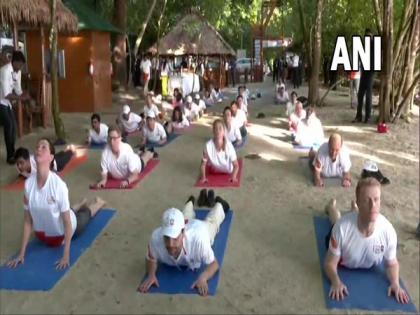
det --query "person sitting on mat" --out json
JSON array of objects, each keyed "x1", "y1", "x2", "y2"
[
  {"x1": 96, "y1": 125, "x2": 155, "y2": 189},
  {"x1": 288, "y1": 101, "x2": 306, "y2": 132},
  {"x1": 199, "y1": 119, "x2": 239, "y2": 184},
  {"x1": 309, "y1": 133, "x2": 352, "y2": 188},
  {"x1": 286, "y1": 91, "x2": 298, "y2": 116},
  {"x1": 293, "y1": 106, "x2": 324, "y2": 147},
  {"x1": 323, "y1": 177, "x2": 410, "y2": 304},
  {"x1": 184, "y1": 95, "x2": 201, "y2": 122},
  {"x1": 166, "y1": 106, "x2": 190, "y2": 134},
  {"x1": 231, "y1": 101, "x2": 248, "y2": 138},
  {"x1": 117, "y1": 104, "x2": 142, "y2": 139},
  {"x1": 86, "y1": 113, "x2": 108, "y2": 145},
  {"x1": 172, "y1": 88, "x2": 183, "y2": 108},
  {"x1": 275, "y1": 83, "x2": 289, "y2": 105},
  {"x1": 236, "y1": 94, "x2": 248, "y2": 116},
  {"x1": 143, "y1": 92, "x2": 160, "y2": 120},
  {"x1": 138, "y1": 192, "x2": 231, "y2": 296},
  {"x1": 140, "y1": 112, "x2": 167, "y2": 148},
  {"x1": 14, "y1": 143, "x2": 77, "y2": 179},
  {"x1": 7, "y1": 138, "x2": 107, "y2": 270},
  {"x1": 223, "y1": 106, "x2": 242, "y2": 148},
  {"x1": 194, "y1": 93, "x2": 206, "y2": 113}
]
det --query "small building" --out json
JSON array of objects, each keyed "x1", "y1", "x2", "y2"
[{"x1": 25, "y1": 0, "x2": 120, "y2": 113}]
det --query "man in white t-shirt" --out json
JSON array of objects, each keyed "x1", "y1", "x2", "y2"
[
  {"x1": 143, "y1": 92, "x2": 160, "y2": 120},
  {"x1": 138, "y1": 193, "x2": 231, "y2": 296},
  {"x1": 117, "y1": 104, "x2": 142, "y2": 137},
  {"x1": 87, "y1": 113, "x2": 108, "y2": 145},
  {"x1": 141, "y1": 112, "x2": 167, "y2": 147},
  {"x1": 194, "y1": 94, "x2": 206, "y2": 112},
  {"x1": 140, "y1": 55, "x2": 152, "y2": 96},
  {"x1": 311, "y1": 133, "x2": 352, "y2": 187},
  {"x1": 230, "y1": 101, "x2": 247, "y2": 138},
  {"x1": 323, "y1": 178, "x2": 410, "y2": 304},
  {"x1": 184, "y1": 95, "x2": 201, "y2": 121},
  {"x1": 96, "y1": 125, "x2": 154, "y2": 188}
]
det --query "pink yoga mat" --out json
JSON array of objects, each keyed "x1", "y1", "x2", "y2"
[
  {"x1": 194, "y1": 159, "x2": 243, "y2": 188},
  {"x1": 2, "y1": 154, "x2": 88, "y2": 192},
  {"x1": 89, "y1": 159, "x2": 159, "y2": 190}
]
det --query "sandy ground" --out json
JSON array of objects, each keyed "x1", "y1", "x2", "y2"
[{"x1": 0, "y1": 78, "x2": 418, "y2": 314}]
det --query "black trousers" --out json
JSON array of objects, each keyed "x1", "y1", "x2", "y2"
[
  {"x1": 74, "y1": 206, "x2": 92, "y2": 236},
  {"x1": 0, "y1": 105, "x2": 17, "y2": 160},
  {"x1": 293, "y1": 67, "x2": 299, "y2": 88},
  {"x1": 356, "y1": 73, "x2": 375, "y2": 121},
  {"x1": 54, "y1": 150, "x2": 74, "y2": 172}
]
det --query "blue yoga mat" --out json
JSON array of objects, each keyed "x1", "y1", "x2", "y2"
[
  {"x1": 0, "y1": 209, "x2": 116, "y2": 291},
  {"x1": 146, "y1": 133, "x2": 180, "y2": 149},
  {"x1": 89, "y1": 142, "x2": 107, "y2": 150},
  {"x1": 313, "y1": 216, "x2": 417, "y2": 313},
  {"x1": 140, "y1": 209, "x2": 234, "y2": 295},
  {"x1": 293, "y1": 142, "x2": 321, "y2": 151}
]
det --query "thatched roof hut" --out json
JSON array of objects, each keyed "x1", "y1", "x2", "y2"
[
  {"x1": 148, "y1": 12, "x2": 235, "y2": 56},
  {"x1": 0, "y1": 0, "x2": 78, "y2": 33}
]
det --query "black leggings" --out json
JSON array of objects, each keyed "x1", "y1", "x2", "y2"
[
  {"x1": 325, "y1": 225, "x2": 334, "y2": 249},
  {"x1": 73, "y1": 206, "x2": 92, "y2": 237},
  {"x1": 54, "y1": 150, "x2": 73, "y2": 172}
]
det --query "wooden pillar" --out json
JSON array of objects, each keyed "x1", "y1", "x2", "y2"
[
  {"x1": 13, "y1": 22, "x2": 23, "y2": 137},
  {"x1": 40, "y1": 27, "x2": 47, "y2": 128}
]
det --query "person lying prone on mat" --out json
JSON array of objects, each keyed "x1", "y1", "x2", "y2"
[
  {"x1": 86, "y1": 113, "x2": 108, "y2": 145},
  {"x1": 223, "y1": 106, "x2": 242, "y2": 149},
  {"x1": 138, "y1": 193, "x2": 231, "y2": 296},
  {"x1": 116, "y1": 104, "x2": 142, "y2": 139},
  {"x1": 323, "y1": 178, "x2": 410, "y2": 304},
  {"x1": 165, "y1": 106, "x2": 190, "y2": 134},
  {"x1": 231, "y1": 100, "x2": 247, "y2": 138},
  {"x1": 14, "y1": 142, "x2": 77, "y2": 179},
  {"x1": 96, "y1": 125, "x2": 155, "y2": 188},
  {"x1": 7, "y1": 138, "x2": 107, "y2": 270},
  {"x1": 310, "y1": 133, "x2": 352, "y2": 188},
  {"x1": 292, "y1": 106, "x2": 324, "y2": 147},
  {"x1": 140, "y1": 112, "x2": 167, "y2": 147},
  {"x1": 199, "y1": 119, "x2": 239, "y2": 184}
]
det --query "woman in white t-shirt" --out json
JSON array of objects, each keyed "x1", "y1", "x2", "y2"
[
  {"x1": 87, "y1": 113, "x2": 108, "y2": 145},
  {"x1": 223, "y1": 106, "x2": 242, "y2": 148},
  {"x1": 199, "y1": 119, "x2": 239, "y2": 183},
  {"x1": 289, "y1": 101, "x2": 306, "y2": 133},
  {"x1": 166, "y1": 106, "x2": 190, "y2": 134},
  {"x1": 141, "y1": 112, "x2": 168, "y2": 147},
  {"x1": 7, "y1": 138, "x2": 106, "y2": 270},
  {"x1": 275, "y1": 83, "x2": 289, "y2": 105},
  {"x1": 231, "y1": 101, "x2": 248, "y2": 138}
]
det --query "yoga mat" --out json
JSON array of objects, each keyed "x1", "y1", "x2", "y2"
[
  {"x1": 2, "y1": 154, "x2": 88, "y2": 192},
  {"x1": 140, "y1": 209, "x2": 234, "y2": 295},
  {"x1": 146, "y1": 133, "x2": 180, "y2": 149},
  {"x1": 299, "y1": 157, "x2": 344, "y2": 187},
  {"x1": 0, "y1": 209, "x2": 116, "y2": 291},
  {"x1": 313, "y1": 216, "x2": 417, "y2": 313},
  {"x1": 88, "y1": 142, "x2": 107, "y2": 150},
  {"x1": 195, "y1": 159, "x2": 243, "y2": 188},
  {"x1": 293, "y1": 142, "x2": 321, "y2": 152},
  {"x1": 90, "y1": 159, "x2": 159, "y2": 190}
]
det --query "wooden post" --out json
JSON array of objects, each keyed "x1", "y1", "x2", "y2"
[
  {"x1": 40, "y1": 27, "x2": 47, "y2": 128},
  {"x1": 13, "y1": 22, "x2": 23, "y2": 137}
]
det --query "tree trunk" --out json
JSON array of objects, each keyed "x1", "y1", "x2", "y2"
[
  {"x1": 134, "y1": 0, "x2": 158, "y2": 56},
  {"x1": 378, "y1": 0, "x2": 393, "y2": 123},
  {"x1": 308, "y1": 0, "x2": 323, "y2": 106},
  {"x1": 50, "y1": 0, "x2": 65, "y2": 141},
  {"x1": 152, "y1": 0, "x2": 167, "y2": 92},
  {"x1": 112, "y1": 0, "x2": 127, "y2": 89},
  {"x1": 297, "y1": 0, "x2": 311, "y2": 70},
  {"x1": 372, "y1": 0, "x2": 383, "y2": 34}
]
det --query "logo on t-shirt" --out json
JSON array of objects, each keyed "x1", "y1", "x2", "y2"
[
  {"x1": 373, "y1": 244, "x2": 384, "y2": 254},
  {"x1": 47, "y1": 196, "x2": 56, "y2": 204}
]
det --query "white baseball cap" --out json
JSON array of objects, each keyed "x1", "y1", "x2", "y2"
[
  {"x1": 186, "y1": 95, "x2": 192, "y2": 103},
  {"x1": 122, "y1": 104, "x2": 130, "y2": 114},
  {"x1": 363, "y1": 160, "x2": 378, "y2": 172},
  {"x1": 161, "y1": 208, "x2": 185, "y2": 238},
  {"x1": 194, "y1": 94, "x2": 200, "y2": 100},
  {"x1": 146, "y1": 111, "x2": 156, "y2": 119}
]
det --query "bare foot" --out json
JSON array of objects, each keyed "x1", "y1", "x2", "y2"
[
  {"x1": 94, "y1": 196, "x2": 107, "y2": 208},
  {"x1": 325, "y1": 199, "x2": 341, "y2": 225},
  {"x1": 72, "y1": 197, "x2": 88, "y2": 212}
]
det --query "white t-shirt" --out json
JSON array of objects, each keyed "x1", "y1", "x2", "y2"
[
  {"x1": 225, "y1": 123, "x2": 242, "y2": 143},
  {"x1": 329, "y1": 212, "x2": 397, "y2": 269},
  {"x1": 232, "y1": 109, "x2": 247, "y2": 129},
  {"x1": 89, "y1": 123, "x2": 108, "y2": 144},
  {"x1": 172, "y1": 115, "x2": 190, "y2": 129},
  {"x1": 18, "y1": 154, "x2": 58, "y2": 178},
  {"x1": 0, "y1": 63, "x2": 22, "y2": 108},
  {"x1": 100, "y1": 142, "x2": 142, "y2": 179},
  {"x1": 293, "y1": 55, "x2": 299, "y2": 68},
  {"x1": 140, "y1": 59, "x2": 152, "y2": 75},
  {"x1": 142, "y1": 122, "x2": 167, "y2": 143},
  {"x1": 143, "y1": 104, "x2": 160, "y2": 118},
  {"x1": 314, "y1": 142, "x2": 352, "y2": 178},
  {"x1": 120, "y1": 112, "x2": 142, "y2": 133},
  {"x1": 24, "y1": 172, "x2": 76, "y2": 237},
  {"x1": 289, "y1": 109, "x2": 306, "y2": 126},
  {"x1": 205, "y1": 139, "x2": 237, "y2": 173},
  {"x1": 276, "y1": 91, "x2": 289, "y2": 103},
  {"x1": 197, "y1": 99, "x2": 206, "y2": 111},
  {"x1": 295, "y1": 114, "x2": 324, "y2": 147},
  {"x1": 147, "y1": 219, "x2": 215, "y2": 270}
]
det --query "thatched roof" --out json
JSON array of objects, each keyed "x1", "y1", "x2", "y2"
[
  {"x1": 0, "y1": 0, "x2": 78, "y2": 33},
  {"x1": 148, "y1": 13, "x2": 235, "y2": 56}
]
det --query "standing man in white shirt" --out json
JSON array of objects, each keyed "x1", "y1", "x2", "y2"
[
  {"x1": 324, "y1": 178, "x2": 410, "y2": 304},
  {"x1": 292, "y1": 53, "x2": 300, "y2": 89},
  {"x1": 311, "y1": 133, "x2": 352, "y2": 187},
  {"x1": 140, "y1": 55, "x2": 152, "y2": 97},
  {"x1": 138, "y1": 193, "x2": 231, "y2": 296},
  {"x1": 0, "y1": 51, "x2": 27, "y2": 164}
]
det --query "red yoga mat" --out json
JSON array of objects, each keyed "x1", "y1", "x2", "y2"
[
  {"x1": 89, "y1": 159, "x2": 159, "y2": 190},
  {"x1": 2, "y1": 154, "x2": 88, "y2": 192},
  {"x1": 194, "y1": 159, "x2": 243, "y2": 188}
]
